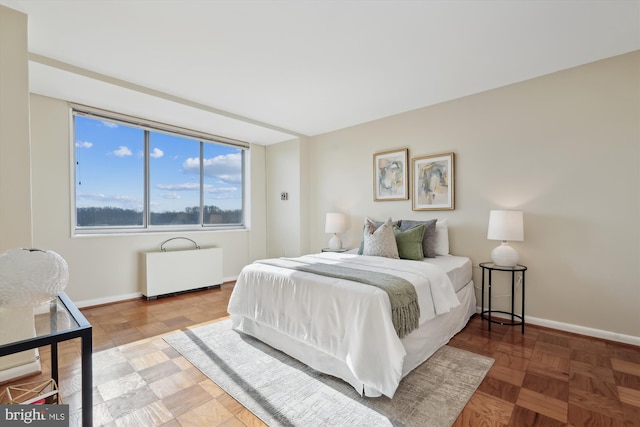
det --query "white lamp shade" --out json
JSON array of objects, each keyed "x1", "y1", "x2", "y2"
[
  {"x1": 487, "y1": 210, "x2": 524, "y2": 242},
  {"x1": 325, "y1": 213, "x2": 347, "y2": 234}
]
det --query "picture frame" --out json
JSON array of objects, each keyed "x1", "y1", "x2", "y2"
[
  {"x1": 412, "y1": 152, "x2": 455, "y2": 210},
  {"x1": 373, "y1": 148, "x2": 409, "y2": 201}
]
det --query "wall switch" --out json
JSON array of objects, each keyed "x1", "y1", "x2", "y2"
[{"x1": 280, "y1": 192, "x2": 288, "y2": 201}]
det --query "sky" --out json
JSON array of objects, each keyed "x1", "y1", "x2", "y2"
[{"x1": 74, "y1": 115, "x2": 243, "y2": 213}]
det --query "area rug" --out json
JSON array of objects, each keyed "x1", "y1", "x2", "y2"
[{"x1": 164, "y1": 319, "x2": 493, "y2": 427}]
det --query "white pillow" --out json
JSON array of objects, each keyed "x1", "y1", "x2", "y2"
[
  {"x1": 363, "y1": 218, "x2": 399, "y2": 259},
  {"x1": 434, "y1": 219, "x2": 449, "y2": 255}
]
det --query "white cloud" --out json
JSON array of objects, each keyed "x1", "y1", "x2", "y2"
[
  {"x1": 207, "y1": 187, "x2": 237, "y2": 194},
  {"x1": 206, "y1": 186, "x2": 239, "y2": 200},
  {"x1": 113, "y1": 146, "x2": 132, "y2": 157},
  {"x1": 76, "y1": 192, "x2": 142, "y2": 210},
  {"x1": 101, "y1": 121, "x2": 118, "y2": 128},
  {"x1": 159, "y1": 153, "x2": 243, "y2": 204},
  {"x1": 214, "y1": 174, "x2": 242, "y2": 185},
  {"x1": 156, "y1": 183, "x2": 203, "y2": 191},
  {"x1": 77, "y1": 193, "x2": 136, "y2": 203},
  {"x1": 75, "y1": 141, "x2": 93, "y2": 148},
  {"x1": 160, "y1": 192, "x2": 181, "y2": 199},
  {"x1": 183, "y1": 153, "x2": 242, "y2": 184},
  {"x1": 183, "y1": 158, "x2": 199, "y2": 171},
  {"x1": 150, "y1": 148, "x2": 164, "y2": 159}
]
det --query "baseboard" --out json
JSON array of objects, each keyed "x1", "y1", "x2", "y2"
[
  {"x1": 476, "y1": 307, "x2": 640, "y2": 346},
  {"x1": 526, "y1": 315, "x2": 640, "y2": 346},
  {"x1": 74, "y1": 276, "x2": 238, "y2": 308},
  {"x1": 75, "y1": 292, "x2": 142, "y2": 308}
]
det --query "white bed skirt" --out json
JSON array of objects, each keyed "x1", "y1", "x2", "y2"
[{"x1": 231, "y1": 279, "x2": 477, "y2": 398}]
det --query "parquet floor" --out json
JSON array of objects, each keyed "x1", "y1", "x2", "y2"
[{"x1": 1, "y1": 283, "x2": 639, "y2": 426}]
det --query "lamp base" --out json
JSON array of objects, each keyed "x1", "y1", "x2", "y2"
[
  {"x1": 328, "y1": 234, "x2": 342, "y2": 251},
  {"x1": 491, "y1": 242, "x2": 519, "y2": 267}
]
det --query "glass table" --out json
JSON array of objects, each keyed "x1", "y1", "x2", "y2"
[
  {"x1": 479, "y1": 262, "x2": 527, "y2": 334},
  {"x1": 0, "y1": 292, "x2": 92, "y2": 426}
]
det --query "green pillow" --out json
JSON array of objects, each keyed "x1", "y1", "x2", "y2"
[
  {"x1": 399, "y1": 219, "x2": 437, "y2": 258},
  {"x1": 393, "y1": 224, "x2": 426, "y2": 260}
]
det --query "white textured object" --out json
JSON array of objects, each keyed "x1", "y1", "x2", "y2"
[{"x1": 0, "y1": 248, "x2": 69, "y2": 307}]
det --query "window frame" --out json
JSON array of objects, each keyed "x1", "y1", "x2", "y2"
[{"x1": 71, "y1": 104, "x2": 248, "y2": 235}]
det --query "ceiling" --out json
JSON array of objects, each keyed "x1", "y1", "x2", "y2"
[{"x1": 1, "y1": 0, "x2": 639, "y2": 145}]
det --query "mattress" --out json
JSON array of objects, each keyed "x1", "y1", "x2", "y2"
[
  {"x1": 422, "y1": 255, "x2": 473, "y2": 292},
  {"x1": 344, "y1": 249, "x2": 472, "y2": 293}
]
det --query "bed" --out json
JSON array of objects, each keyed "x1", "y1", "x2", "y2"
[{"x1": 227, "y1": 219, "x2": 476, "y2": 399}]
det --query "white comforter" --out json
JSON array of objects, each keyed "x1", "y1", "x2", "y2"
[{"x1": 227, "y1": 252, "x2": 460, "y2": 398}]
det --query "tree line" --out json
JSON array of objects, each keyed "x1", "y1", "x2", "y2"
[{"x1": 77, "y1": 205, "x2": 242, "y2": 226}]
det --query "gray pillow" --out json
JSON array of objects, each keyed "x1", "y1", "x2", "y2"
[
  {"x1": 357, "y1": 219, "x2": 382, "y2": 255},
  {"x1": 358, "y1": 218, "x2": 399, "y2": 254},
  {"x1": 400, "y1": 219, "x2": 437, "y2": 258},
  {"x1": 363, "y1": 218, "x2": 399, "y2": 259}
]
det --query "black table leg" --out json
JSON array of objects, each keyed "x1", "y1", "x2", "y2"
[
  {"x1": 51, "y1": 343, "x2": 59, "y2": 386},
  {"x1": 81, "y1": 330, "x2": 93, "y2": 426},
  {"x1": 481, "y1": 267, "x2": 485, "y2": 321},
  {"x1": 511, "y1": 270, "x2": 515, "y2": 325},
  {"x1": 488, "y1": 269, "x2": 492, "y2": 331},
  {"x1": 521, "y1": 271, "x2": 526, "y2": 334}
]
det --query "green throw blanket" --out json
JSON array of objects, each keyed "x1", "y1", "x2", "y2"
[{"x1": 256, "y1": 259, "x2": 420, "y2": 338}]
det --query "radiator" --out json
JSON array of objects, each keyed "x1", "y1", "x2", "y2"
[{"x1": 143, "y1": 238, "x2": 223, "y2": 299}]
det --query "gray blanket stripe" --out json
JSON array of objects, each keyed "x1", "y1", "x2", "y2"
[{"x1": 256, "y1": 259, "x2": 420, "y2": 338}]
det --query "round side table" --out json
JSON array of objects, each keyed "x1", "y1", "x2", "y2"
[{"x1": 479, "y1": 262, "x2": 527, "y2": 333}]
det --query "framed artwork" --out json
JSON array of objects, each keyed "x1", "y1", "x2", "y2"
[
  {"x1": 412, "y1": 152, "x2": 455, "y2": 210},
  {"x1": 373, "y1": 148, "x2": 409, "y2": 201}
]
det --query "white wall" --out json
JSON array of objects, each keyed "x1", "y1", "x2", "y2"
[
  {"x1": 266, "y1": 139, "x2": 302, "y2": 257},
  {"x1": 0, "y1": 6, "x2": 39, "y2": 375},
  {"x1": 28, "y1": 94, "x2": 268, "y2": 306},
  {"x1": 305, "y1": 52, "x2": 640, "y2": 341},
  {"x1": 0, "y1": 5, "x2": 32, "y2": 250},
  {"x1": 265, "y1": 137, "x2": 312, "y2": 258}
]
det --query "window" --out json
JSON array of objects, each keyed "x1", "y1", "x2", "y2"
[{"x1": 73, "y1": 106, "x2": 247, "y2": 232}]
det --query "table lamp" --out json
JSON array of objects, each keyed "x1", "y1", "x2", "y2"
[
  {"x1": 325, "y1": 213, "x2": 347, "y2": 250},
  {"x1": 487, "y1": 210, "x2": 524, "y2": 267}
]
